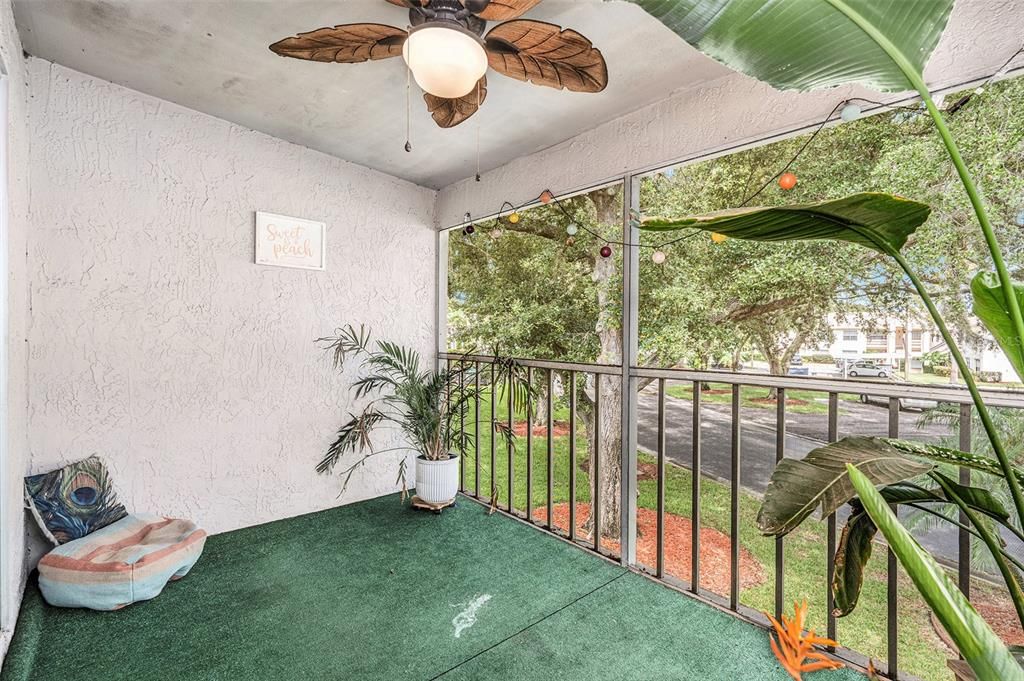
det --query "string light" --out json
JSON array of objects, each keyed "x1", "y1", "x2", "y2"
[
  {"x1": 778, "y1": 172, "x2": 798, "y2": 191},
  {"x1": 840, "y1": 103, "x2": 861, "y2": 122},
  {"x1": 455, "y1": 43, "x2": 1024, "y2": 260}
]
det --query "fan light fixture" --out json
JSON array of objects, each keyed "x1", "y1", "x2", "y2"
[{"x1": 403, "y1": 23, "x2": 488, "y2": 99}]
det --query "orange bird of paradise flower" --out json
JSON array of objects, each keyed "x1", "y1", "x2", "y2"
[{"x1": 765, "y1": 601, "x2": 845, "y2": 680}]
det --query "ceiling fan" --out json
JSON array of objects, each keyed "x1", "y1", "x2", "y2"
[{"x1": 269, "y1": 0, "x2": 609, "y2": 128}]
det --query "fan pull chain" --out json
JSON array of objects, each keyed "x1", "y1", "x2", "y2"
[
  {"x1": 404, "y1": 34, "x2": 412, "y2": 153},
  {"x1": 475, "y1": 80, "x2": 481, "y2": 181}
]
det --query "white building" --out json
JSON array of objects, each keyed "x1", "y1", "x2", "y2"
[
  {"x1": 816, "y1": 317, "x2": 936, "y2": 370},
  {"x1": 813, "y1": 316, "x2": 1020, "y2": 383}
]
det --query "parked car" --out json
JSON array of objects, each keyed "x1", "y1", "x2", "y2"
[
  {"x1": 787, "y1": 366, "x2": 810, "y2": 376},
  {"x1": 846, "y1": 361, "x2": 889, "y2": 378}
]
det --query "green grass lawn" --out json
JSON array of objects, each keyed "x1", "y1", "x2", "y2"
[
  {"x1": 458, "y1": 388, "x2": 1015, "y2": 681},
  {"x1": 664, "y1": 383, "x2": 861, "y2": 414}
]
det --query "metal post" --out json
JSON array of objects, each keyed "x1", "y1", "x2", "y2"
[
  {"x1": 569, "y1": 371, "x2": 577, "y2": 540},
  {"x1": 620, "y1": 173, "x2": 639, "y2": 567},
  {"x1": 474, "y1": 361, "x2": 480, "y2": 498},
  {"x1": 656, "y1": 379, "x2": 666, "y2": 578},
  {"x1": 887, "y1": 397, "x2": 900, "y2": 679},
  {"x1": 507, "y1": 370, "x2": 514, "y2": 513},
  {"x1": 692, "y1": 381, "x2": 702, "y2": 594},
  {"x1": 546, "y1": 369, "x2": 554, "y2": 530},
  {"x1": 490, "y1": 362, "x2": 497, "y2": 502},
  {"x1": 526, "y1": 367, "x2": 534, "y2": 523},
  {"x1": 594, "y1": 375, "x2": 602, "y2": 552},
  {"x1": 459, "y1": 360, "x2": 465, "y2": 492},
  {"x1": 958, "y1": 403, "x2": 972, "y2": 600},
  {"x1": 730, "y1": 384, "x2": 741, "y2": 609},
  {"x1": 827, "y1": 392, "x2": 839, "y2": 647},
  {"x1": 775, "y1": 387, "x2": 786, "y2": 621}
]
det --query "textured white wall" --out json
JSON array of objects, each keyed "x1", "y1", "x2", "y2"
[
  {"x1": 0, "y1": 0, "x2": 29, "y2": 660},
  {"x1": 25, "y1": 61, "x2": 437, "y2": 538},
  {"x1": 435, "y1": 0, "x2": 1024, "y2": 227}
]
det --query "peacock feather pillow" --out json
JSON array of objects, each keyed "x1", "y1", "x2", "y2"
[{"x1": 25, "y1": 456, "x2": 128, "y2": 545}]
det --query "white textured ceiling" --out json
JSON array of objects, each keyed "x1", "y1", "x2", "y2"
[{"x1": 14, "y1": 0, "x2": 731, "y2": 189}]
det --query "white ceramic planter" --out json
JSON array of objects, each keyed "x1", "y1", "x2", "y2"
[{"x1": 415, "y1": 454, "x2": 459, "y2": 505}]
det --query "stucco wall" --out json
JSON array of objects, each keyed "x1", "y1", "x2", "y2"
[
  {"x1": 435, "y1": 0, "x2": 1024, "y2": 227},
  {"x1": 0, "y1": 0, "x2": 29, "y2": 659},
  {"x1": 24, "y1": 61, "x2": 437, "y2": 541}
]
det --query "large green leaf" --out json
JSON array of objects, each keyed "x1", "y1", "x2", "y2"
[
  {"x1": 847, "y1": 465, "x2": 1024, "y2": 681},
  {"x1": 886, "y1": 438, "x2": 1024, "y2": 488},
  {"x1": 641, "y1": 192, "x2": 930, "y2": 255},
  {"x1": 757, "y1": 436, "x2": 931, "y2": 536},
  {"x1": 833, "y1": 481, "x2": 1011, "y2": 616},
  {"x1": 618, "y1": 0, "x2": 953, "y2": 93},
  {"x1": 972, "y1": 271, "x2": 1024, "y2": 383}
]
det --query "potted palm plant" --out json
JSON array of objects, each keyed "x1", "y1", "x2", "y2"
[{"x1": 314, "y1": 325, "x2": 531, "y2": 506}]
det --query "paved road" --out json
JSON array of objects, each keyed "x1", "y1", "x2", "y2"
[{"x1": 635, "y1": 388, "x2": 1012, "y2": 569}]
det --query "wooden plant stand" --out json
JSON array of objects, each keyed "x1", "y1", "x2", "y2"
[{"x1": 410, "y1": 496, "x2": 456, "y2": 514}]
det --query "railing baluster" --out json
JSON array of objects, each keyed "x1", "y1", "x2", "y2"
[
  {"x1": 887, "y1": 397, "x2": 900, "y2": 680},
  {"x1": 547, "y1": 369, "x2": 554, "y2": 531},
  {"x1": 958, "y1": 402, "x2": 972, "y2": 601},
  {"x1": 446, "y1": 358, "x2": 452, "y2": 455},
  {"x1": 775, "y1": 387, "x2": 786, "y2": 621},
  {"x1": 827, "y1": 392, "x2": 839, "y2": 648},
  {"x1": 507, "y1": 368, "x2": 514, "y2": 513},
  {"x1": 730, "y1": 383, "x2": 741, "y2": 609},
  {"x1": 569, "y1": 371, "x2": 577, "y2": 540},
  {"x1": 459, "y1": 360, "x2": 465, "y2": 493},
  {"x1": 474, "y1": 361, "x2": 480, "y2": 498},
  {"x1": 594, "y1": 375, "x2": 602, "y2": 552},
  {"x1": 491, "y1": 362, "x2": 497, "y2": 503},
  {"x1": 657, "y1": 378, "x2": 666, "y2": 578},
  {"x1": 693, "y1": 381, "x2": 702, "y2": 594},
  {"x1": 526, "y1": 367, "x2": 534, "y2": 523}
]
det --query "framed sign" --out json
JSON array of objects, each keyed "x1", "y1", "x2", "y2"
[{"x1": 254, "y1": 211, "x2": 326, "y2": 270}]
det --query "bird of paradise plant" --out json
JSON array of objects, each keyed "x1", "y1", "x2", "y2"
[
  {"x1": 766, "y1": 601, "x2": 844, "y2": 680},
  {"x1": 619, "y1": 0, "x2": 1024, "y2": 679}
]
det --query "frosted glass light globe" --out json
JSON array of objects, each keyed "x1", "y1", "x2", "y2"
[{"x1": 403, "y1": 24, "x2": 488, "y2": 99}]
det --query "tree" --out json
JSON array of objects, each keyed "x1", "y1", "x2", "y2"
[{"x1": 446, "y1": 76, "x2": 1024, "y2": 540}]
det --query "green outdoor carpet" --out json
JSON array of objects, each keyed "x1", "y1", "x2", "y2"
[{"x1": 1, "y1": 494, "x2": 864, "y2": 681}]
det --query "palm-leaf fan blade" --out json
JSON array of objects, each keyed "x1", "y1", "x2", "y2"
[
  {"x1": 269, "y1": 24, "x2": 407, "y2": 63},
  {"x1": 476, "y1": 0, "x2": 544, "y2": 21},
  {"x1": 485, "y1": 20, "x2": 608, "y2": 93},
  {"x1": 424, "y1": 76, "x2": 487, "y2": 128},
  {"x1": 615, "y1": 0, "x2": 953, "y2": 92}
]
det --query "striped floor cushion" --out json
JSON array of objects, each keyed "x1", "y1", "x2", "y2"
[{"x1": 38, "y1": 513, "x2": 206, "y2": 611}]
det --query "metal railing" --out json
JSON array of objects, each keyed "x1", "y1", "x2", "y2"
[{"x1": 440, "y1": 351, "x2": 1024, "y2": 680}]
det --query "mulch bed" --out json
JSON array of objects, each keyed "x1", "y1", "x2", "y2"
[
  {"x1": 532, "y1": 503, "x2": 766, "y2": 595},
  {"x1": 931, "y1": 590, "x2": 1024, "y2": 650},
  {"x1": 749, "y1": 397, "x2": 811, "y2": 407},
  {"x1": 512, "y1": 420, "x2": 571, "y2": 437}
]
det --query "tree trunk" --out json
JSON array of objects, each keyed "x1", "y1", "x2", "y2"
[
  {"x1": 533, "y1": 380, "x2": 549, "y2": 427},
  {"x1": 583, "y1": 191, "x2": 622, "y2": 542}
]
